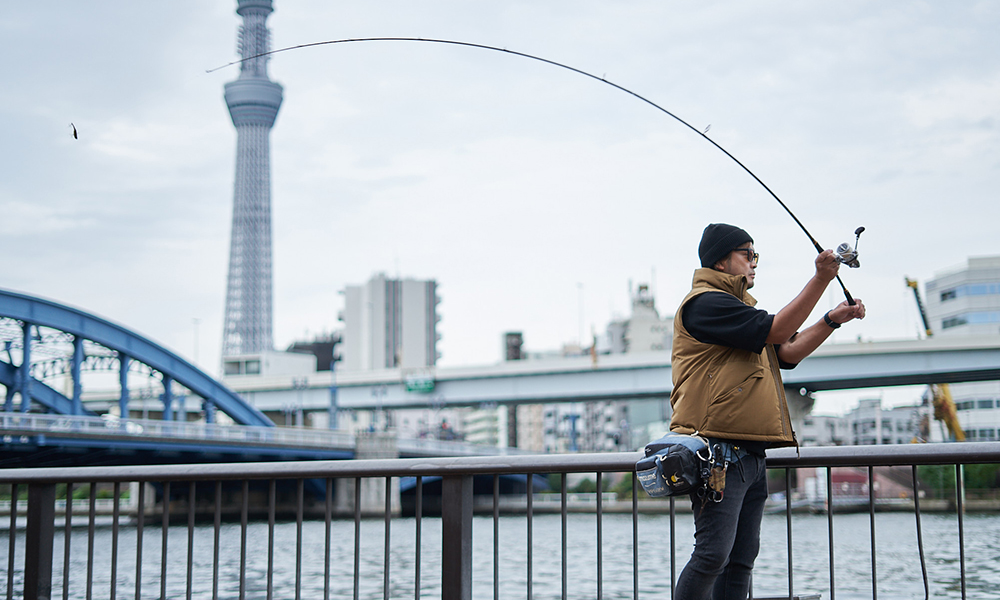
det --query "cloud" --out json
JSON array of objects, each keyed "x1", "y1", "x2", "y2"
[{"x1": 2, "y1": 0, "x2": 999, "y2": 386}]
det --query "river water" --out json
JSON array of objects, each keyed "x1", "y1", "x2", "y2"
[{"x1": 2, "y1": 511, "x2": 998, "y2": 599}]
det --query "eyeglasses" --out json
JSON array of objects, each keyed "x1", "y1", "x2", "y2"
[{"x1": 732, "y1": 248, "x2": 759, "y2": 264}]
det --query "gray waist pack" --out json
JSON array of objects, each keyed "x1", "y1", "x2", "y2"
[{"x1": 635, "y1": 432, "x2": 710, "y2": 497}]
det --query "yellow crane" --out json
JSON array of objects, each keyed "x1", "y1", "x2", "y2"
[{"x1": 905, "y1": 277, "x2": 965, "y2": 441}]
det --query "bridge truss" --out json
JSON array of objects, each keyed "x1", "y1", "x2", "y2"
[{"x1": 0, "y1": 288, "x2": 273, "y2": 427}]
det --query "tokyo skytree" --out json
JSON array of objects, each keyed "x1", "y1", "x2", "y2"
[{"x1": 221, "y1": 0, "x2": 282, "y2": 357}]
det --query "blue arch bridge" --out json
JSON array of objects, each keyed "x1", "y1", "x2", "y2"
[{"x1": 0, "y1": 289, "x2": 540, "y2": 514}]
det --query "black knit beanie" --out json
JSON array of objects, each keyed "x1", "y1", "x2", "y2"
[{"x1": 698, "y1": 223, "x2": 753, "y2": 268}]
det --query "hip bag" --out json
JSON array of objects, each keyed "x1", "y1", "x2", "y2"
[{"x1": 635, "y1": 432, "x2": 712, "y2": 497}]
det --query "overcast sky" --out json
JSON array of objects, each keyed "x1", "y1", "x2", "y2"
[{"x1": 3, "y1": 1, "x2": 998, "y2": 415}]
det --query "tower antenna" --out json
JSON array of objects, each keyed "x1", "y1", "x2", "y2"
[{"x1": 221, "y1": 0, "x2": 283, "y2": 357}]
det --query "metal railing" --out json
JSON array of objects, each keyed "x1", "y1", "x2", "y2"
[
  {"x1": 0, "y1": 442, "x2": 997, "y2": 600},
  {"x1": 0, "y1": 412, "x2": 520, "y2": 457}
]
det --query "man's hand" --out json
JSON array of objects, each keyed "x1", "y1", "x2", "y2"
[
  {"x1": 776, "y1": 297, "x2": 867, "y2": 364},
  {"x1": 828, "y1": 298, "x2": 866, "y2": 325},
  {"x1": 815, "y1": 249, "x2": 840, "y2": 283}
]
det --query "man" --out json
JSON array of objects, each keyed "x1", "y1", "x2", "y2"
[{"x1": 670, "y1": 223, "x2": 865, "y2": 600}]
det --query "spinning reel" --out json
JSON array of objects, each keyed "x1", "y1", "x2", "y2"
[{"x1": 833, "y1": 227, "x2": 865, "y2": 269}]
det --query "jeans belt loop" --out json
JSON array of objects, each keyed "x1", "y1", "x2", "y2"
[
  {"x1": 731, "y1": 443, "x2": 749, "y2": 461},
  {"x1": 713, "y1": 440, "x2": 748, "y2": 463},
  {"x1": 708, "y1": 439, "x2": 746, "y2": 463}
]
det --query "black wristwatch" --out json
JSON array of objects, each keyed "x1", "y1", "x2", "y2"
[{"x1": 823, "y1": 311, "x2": 841, "y2": 329}]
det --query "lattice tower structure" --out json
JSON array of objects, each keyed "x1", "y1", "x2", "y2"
[{"x1": 221, "y1": 0, "x2": 283, "y2": 357}]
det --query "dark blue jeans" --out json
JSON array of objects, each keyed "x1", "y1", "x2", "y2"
[{"x1": 674, "y1": 453, "x2": 768, "y2": 600}]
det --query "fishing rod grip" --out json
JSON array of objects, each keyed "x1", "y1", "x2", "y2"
[{"x1": 836, "y1": 275, "x2": 856, "y2": 306}]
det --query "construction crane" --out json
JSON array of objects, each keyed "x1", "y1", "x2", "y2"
[{"x1": 905, "y1": 277, "x2": 965, "y2": 441}]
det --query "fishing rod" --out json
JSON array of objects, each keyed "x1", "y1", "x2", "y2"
[{"x1": 209, "y1": 36, "x2": 861, "y2": 304}]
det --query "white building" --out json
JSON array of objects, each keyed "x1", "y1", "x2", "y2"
[
  {"x1": 925, "y1": 256, "x2": 1000, "y2": 336},
  {"x1": 462, "y1": 407, "x2": 500, "y2": 447},
  {"x1": 845, "y1": 398, "x2": 924, "y2": 445},
  {"x1": 606, "y1": 283, "x2": 673, "y2": 354},
  {"x1": 946, "y1": 382, "x2": 1000, "y2": 441},
  {"x1": 530, "y1": 282, "x2": 672, "y2": 453},
  {"x1": 799, "y1": 414, "x2": 851, "y2": 446},
  {"x1": 923, "y1": 256, "x2": 1000, "y2": 441},
  {"x1": 339, "y1": 273, "x2": 441, "y2": 372}
]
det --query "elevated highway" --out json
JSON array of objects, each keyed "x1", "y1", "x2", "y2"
[{"x1": 225, "y1": 336, "x2": 1000, "y2": 412}]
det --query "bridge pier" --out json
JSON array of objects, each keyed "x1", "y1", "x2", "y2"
[
  {"x1": 335, "y1": 431, "x2": 400, "y2": 516},
  {"x1": 784, "y1": 385, "x2": 815, "y2": 435}
]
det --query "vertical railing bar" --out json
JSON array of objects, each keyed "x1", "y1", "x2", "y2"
[
  {"x1": 186, "y1": 481, "x2": 195, "y2": 600},
  {"x1": 135, "y1": 483, "x2": 144, "y2": 600},
  {"x1": 111, "y1": 482, "x2": 121, "y2": 600},
  {"x1": 415, "y1": 476, "x2": 423, "y2": 600},
  {"x1": 325, "y1": 478, "x2": 333, "y2": 600},
  {"x1": 354, "y1": 477, "x2": 361, "y2": 600},
  {"x1": 911, "y1": 465, "x2": 928, "y2": 600},
  {"x1": 785, "y1": 468, "x2": 793, "y2": 600},
  {"x1": 868, "y1": 465, "x2": 877, "y2": 600},
  {"x1": 596, "y1": 471, "x2": 603, "y2": 600},
  {"x1": 6, "y1": 483, "x2": 14, "y2": 600},
  {"x1": 493, "y1": 474, "x2": 499, "y2": 600},
  {"x1": 955, "y1": 464, "x2": 966, "y2": 600},
  {"x1": 63, "y1": 482, "x2": 73, "y2": 600},
  {"x1": 827, "y1": 467, "x2": 835, "y2": 600},
  {"x1": 240, "y1": 480, "x2": 248, "y2": 600},
  {"x1": 632, "y1": 473, "x2": 638, "y2": 600},
  {"x1": 87, "y1": 481, "x2": 96, "y2": 600},
  {"x1": 213, "y1": 481, "x2": 221, "y2": 600},
  {"x1": 527, "y1": 472, "x2": 533, "y2": 600},
  {"x1": 23, "y1": 483, "x2": 57, "y2": 600},
  {"x1": 384, "y1": 476, "x2": 391, "y2": 600},
  {"x1": 669, "y1": 495, "x2": 676, "y2": 600},
  {"x1": 297, "y1": 478, "x2": 304, "y2": 600},
  {"x1": 561, "y1": 472, "x2": 567, "y2": 600},
  {"x1": 267, "y1": 479, "x2": 275, "y2": 600},
  {"x1": 161, "y1": 481, "x2": 170, "y2": 600}
]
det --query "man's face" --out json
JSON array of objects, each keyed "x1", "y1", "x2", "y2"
[{"x1": 715, "y1": 242, "x2": 758, "y2": 288}]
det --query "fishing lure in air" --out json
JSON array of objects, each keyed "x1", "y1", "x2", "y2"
[{"x1": 209, "y1": 37, "x2": 862, "y2": 304}]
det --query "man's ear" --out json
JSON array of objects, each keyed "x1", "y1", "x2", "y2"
[{"x1": 713, "y1": 259, "x2": 727, "y2": 272}]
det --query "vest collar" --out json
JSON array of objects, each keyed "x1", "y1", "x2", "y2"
[{"x1": 691, "y1": 268, "x2": 757, "y2": 307}]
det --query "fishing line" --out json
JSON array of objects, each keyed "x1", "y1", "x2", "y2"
[{"x1": 209, "y1": 36, "x2": 857, "y2": 304}]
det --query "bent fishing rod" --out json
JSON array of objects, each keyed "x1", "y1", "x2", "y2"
[{"x1": 209, "y1": 36, "x2": 862, "y2": 304}]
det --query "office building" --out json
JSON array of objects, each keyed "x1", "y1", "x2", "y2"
[
  {"x1": 845, "y1": 399, "x2": 924, "y2": 445},
  {"x1": 924, "y1": 256, "x2": 1000, "y2": 440},
  {"x1": 339, "y1": 274, "x2": 441, "y2": 371}
]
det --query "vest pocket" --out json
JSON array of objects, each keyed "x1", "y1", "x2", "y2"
[{"x1": 703, "y1": 370, "x2": 766, "y2": 434}]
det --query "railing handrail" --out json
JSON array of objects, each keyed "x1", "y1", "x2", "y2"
[
  {"x1": 765, "y1": 440, "x2": 1000, "y2": 467},
  {"x1": 0, "y1": 412, "x2": 522, "y2": 457},
  {"x1": 0, "y1": 441, "x2": 997, "y2": 484},
  {"x1": 0, "y1": 451, "x2": 642, "y2": 484}
]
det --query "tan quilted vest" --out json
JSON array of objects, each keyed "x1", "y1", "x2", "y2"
[{"x1": 669, "y1": 268, "x2": 795, "y2": 446}]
